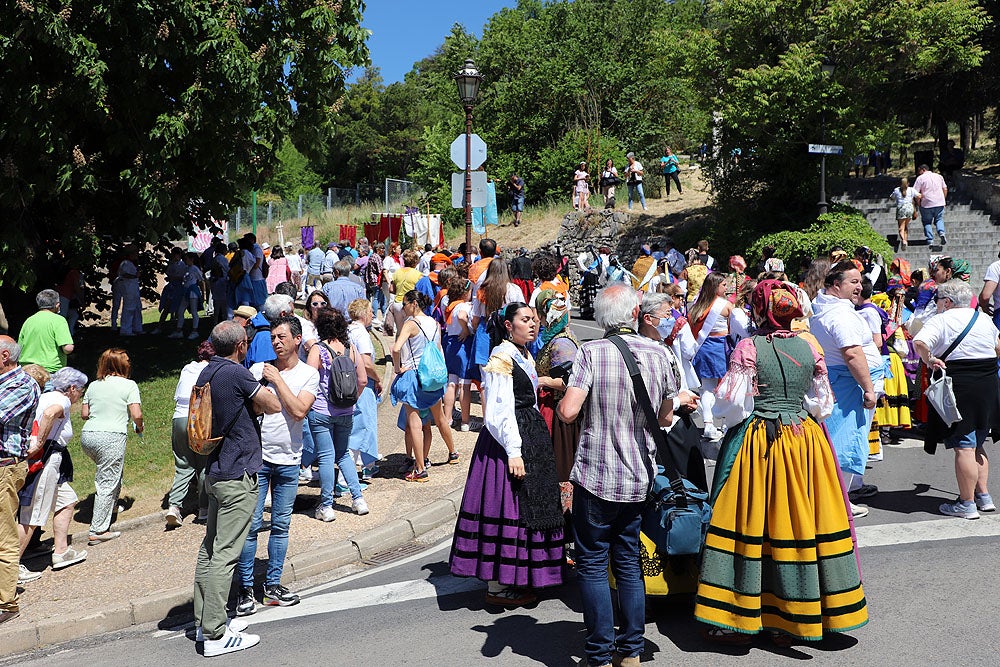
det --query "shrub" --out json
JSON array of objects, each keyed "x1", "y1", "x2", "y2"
[{"x1": 747, "y1": 211, "x2": 894, "y2": 272}]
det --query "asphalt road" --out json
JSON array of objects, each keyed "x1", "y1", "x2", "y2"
[{"x1": 9, "y1": 432, "x2": 999, "y2": 666}]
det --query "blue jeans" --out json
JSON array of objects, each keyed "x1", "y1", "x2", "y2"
[
  {"x1": 573, "y1": 485, "x2": 646, "y2": 666},
  {"x1": 626, "y1": 183, "x2": 646, "y2": 209},
  {"x1": 305, "y1": 411, "x2": 360, "y2": 506},
  {"x1": 371, "y1": 284, "x2": 388, "y2": 317},
  {"x1": 920, "y1": 205, "x2": 945, "y2": 242},
  {"x1": 236, "y1": 462, "x2": 298, "y2": 587}
]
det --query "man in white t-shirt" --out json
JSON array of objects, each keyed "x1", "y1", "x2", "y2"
[
  {"x1": 978, "y1": 251, "x2": 1000, "y2": 330},
  {"x1": 810, "y1": 263, "x2": 885, "y2": 517},
  {"x1": 236, "y1": 316, "x2": 318, "y2": 615}
]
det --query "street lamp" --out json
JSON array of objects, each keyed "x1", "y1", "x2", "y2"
[
  {"x1": 454, "y1": 58, "x2": 482, "y2": 263},
  {"x1": 818, "y1": 57, "x2": 836, "y2": 216}
]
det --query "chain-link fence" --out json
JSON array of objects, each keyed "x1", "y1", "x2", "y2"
[{"x1": 228, "y1": 181, "x2": 419, "y2": 234}]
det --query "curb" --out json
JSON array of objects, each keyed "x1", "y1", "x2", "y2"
[{"x1": 1, "y1": 463, "x2": 465, "y2": 658}]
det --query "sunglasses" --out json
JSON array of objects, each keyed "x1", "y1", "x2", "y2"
[{"x1": 309, "y1": 301, "x2": 327, "y2": 307}]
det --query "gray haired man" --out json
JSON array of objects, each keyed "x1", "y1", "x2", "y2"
[{"x1": 559, "y1": 284, "x2": 675, "y2": 667}]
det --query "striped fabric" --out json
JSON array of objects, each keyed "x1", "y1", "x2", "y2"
[
  {"x1": 875, "y1": 352, "x2": 912, "y2": 429},
  {"x1": 695, "y1": 419, "x2": 868, "y2": 640}
]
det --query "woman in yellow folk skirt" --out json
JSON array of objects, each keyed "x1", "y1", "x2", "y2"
[
  {"x1": 695, "y1": 280, "x2": 867, "y2": 646},
  {"x1": 868, "y1": 291, "x2": 912, "y2": 460}
]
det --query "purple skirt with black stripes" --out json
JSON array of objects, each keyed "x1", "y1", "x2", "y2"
[{"x1": 449, "y1": 429, "x2": 564, "y2": 588}]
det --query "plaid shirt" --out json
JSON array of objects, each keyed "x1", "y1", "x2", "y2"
[
  {"x1": 0, "y1": 366, "x2": 41, "y2": 458},
  {"x1": 569, "y1": 334, "x2": 676, "y2": 503}
]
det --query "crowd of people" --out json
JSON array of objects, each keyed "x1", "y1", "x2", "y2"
[{"x1": 3, "y1": 219, "x2": 1000, "y2": 663}]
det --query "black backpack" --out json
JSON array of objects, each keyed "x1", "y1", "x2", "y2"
[{"x1": 318, "y1": 341, "x2": 359, "y2": 408}]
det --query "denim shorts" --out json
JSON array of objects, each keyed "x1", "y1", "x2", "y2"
[
  {"x1": 510, "y1": 197, "x2": 524, "y2": 212},
  {"x1": 944, "y1": 428, "x2": 989, "y2": 450}
]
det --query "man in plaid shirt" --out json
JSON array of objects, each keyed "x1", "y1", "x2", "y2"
[
  {"x1": 559, "y1": 284, "x2": 675, "y2": 667},
  {"x1": 0, "y1": 336, "x2": 41, "y2": 625}
]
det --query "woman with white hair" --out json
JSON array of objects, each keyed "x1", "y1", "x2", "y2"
[
  {"x1": 17, "y1": 367, "x2": 89, "y2": 580},
  {"x1": 914, "y1": 279, "x2": 1000, "y2": 519}
]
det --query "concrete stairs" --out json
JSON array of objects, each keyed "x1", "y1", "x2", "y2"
[{"x1": 833, "y1": 175, "x2": 1000, "y2": 285}]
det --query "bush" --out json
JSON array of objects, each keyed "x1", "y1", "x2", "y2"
[{"x1": 747, "y1": 211, "x2": 894, "y2": 273}]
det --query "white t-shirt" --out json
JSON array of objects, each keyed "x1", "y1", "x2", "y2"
[
  {"x1": 348, "y1": 322, "x2": 375, "y2": 360},
  {"x1": 857, "y1": 306, "x2": 883, "y2": 339},
  {"x1": 250, "y1": 360, "x2": 320, "y2": 465},
  {"x1": 286, "y1": 253, "x2": 302, "y2": 273},
  {"x1": 889, "y1": 187, "x2": 917, "y2": 208},
  {"x1": 627, "y1": 161, "x2": 644, "y2": 182},
  {"x1": 984, "y1": 260, "x2": 1000, "y2": 311},
  {"x1": 472, "y1": 283, "x2": 525, "y2": 318},
  {"x1": 913, "y1": 308, "x2": 999, "y2": 361},
  {"x1": 35, "y1": 392, "x2": 72, "y2": 446},
  {"x1": 296, "y1": 315, "x2": 318, "y2": 362},
  {"x1": 446, "y1": 301, "x2": 473, "y2": 336},
  {"x1": 810, "y1": 293, "x2": 883, "y2": 369},
  {"x1": 173, "y1": 360, "x2": 209, "y2": 419}
]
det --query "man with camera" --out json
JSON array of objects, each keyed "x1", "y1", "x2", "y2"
[{"x1": 508, "y1": 173, "x2": 525, "y2": 227}]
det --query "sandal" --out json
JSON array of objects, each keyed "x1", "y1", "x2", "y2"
[
  {"x1": 701, "y1": 626, "x2": 752, "y2": 646},
  {"x1": 448, "y1": 452, "x2": 460, "y2": 464}
]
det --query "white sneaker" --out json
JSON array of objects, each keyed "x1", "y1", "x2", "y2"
[
  {"x1": 165, "y1": 506, "x2": 182, "y2": 527},
  {"x1": 315, "y1": 505, "x2": 336, "y2": 522},
  {"x1": 703, "y1": 424, "x2": 723, "y2": 443},
  {"x1": 196, "y1": 618, "x2": 249, "y2": 642},
  {"x1": 299, "y1": 467, "x2": 313, "y2": 484},
  {"x1": 352, "y1": 497, "x2": 369, "y2": 516},
  {"x1": 850, "y1": 503, "x2": 869, "y2": 518},
  {"x1": 460, "y1": 423, "x2": 470, "y2": 432},
  {"x1": 18, "y1": 563, "x2": 41, "y2": 584},
  {"x1": 51, "y1": 547, "x2": 88, "y2": 570},
  {"x1": 202, "y1": 627, "x2": 260, "y2": 657}
]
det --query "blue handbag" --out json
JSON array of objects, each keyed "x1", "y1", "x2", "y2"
[{"x1": 607, "y1": 333, "x2": 712, "y2": 557}]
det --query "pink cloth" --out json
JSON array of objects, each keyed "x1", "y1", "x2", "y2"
[
  {"x1": 266, "y1": 258, "x2": 288, "y2": 292},
  {"x1": 913, "y1": 170, "x2": 947, "y2": 208}
]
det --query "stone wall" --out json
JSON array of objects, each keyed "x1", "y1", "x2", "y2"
[
  {"x1": 952, "y1": 172, "x2": 1000, "y2": 221},
  {"x1": 554, "y1": 209, "x2": 632, "y2": 301}
]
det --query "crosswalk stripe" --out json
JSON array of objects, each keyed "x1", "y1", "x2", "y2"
[{"x1": 856, "y1": 513, "x2": 1000, "y2": 548}]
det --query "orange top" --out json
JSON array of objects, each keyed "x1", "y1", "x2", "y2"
[{"x1": 468, "y1": 257, "x2": 494, "y2": 284}]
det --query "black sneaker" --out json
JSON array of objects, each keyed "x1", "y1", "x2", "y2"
[
  {"x1": 263, "y1": 584, "x2": 300, "y2": 607},
  {"x1": 236, "y1": 587, "x2": 257, "y2": 616},
  {"x1": 939, "y1": 233, "x2": 946, "y2": 246}
]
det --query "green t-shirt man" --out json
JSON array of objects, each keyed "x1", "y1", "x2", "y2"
[{"x1": 18, "y1": 309, "x2": 74, "y2": 373}]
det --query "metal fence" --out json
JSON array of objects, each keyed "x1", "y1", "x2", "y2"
[{"x1": 229, "y1": 180, "x2": 418, "y2": 233}]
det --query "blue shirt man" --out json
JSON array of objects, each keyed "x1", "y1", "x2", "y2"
[
  {"x1": 306, "y1": 246, "x2": 325, "y2": 276},
  {"x1": 323, "y1": 260, "x2": 365, "y2": 321}
]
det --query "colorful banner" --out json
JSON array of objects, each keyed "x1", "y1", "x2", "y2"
[{"x1": 301, "y1": 225, "x2": 315, "y2": 249}]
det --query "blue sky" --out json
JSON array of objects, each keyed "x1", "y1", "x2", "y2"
[{"x1": 358, "y1": 1, "x2": 512, "y2": 84}]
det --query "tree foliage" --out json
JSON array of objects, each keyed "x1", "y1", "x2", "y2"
[
  {"x1": 694, "y1": 0, "x2": 990, "y2": 224},
  {"x1": 747, "y1": 211, "x2": 895, "y2": 273},
  {"x1": 0, "y1": 0, "x2": 368, "y2": 293}
]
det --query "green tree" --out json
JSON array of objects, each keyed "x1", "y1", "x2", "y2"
[
  {"x1": 0, "y1": 0, "x2": 368, "y2": 297},
  {"x1": 693, "y1": 0, "x2": 989, "y2": 225},
  {"x1": 264, "y1": 138, "x2": 323, "y2": 200}
]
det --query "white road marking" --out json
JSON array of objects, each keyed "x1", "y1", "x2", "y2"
[
  {"x1": 244, "y1": 576, "x2": 481, "y2": 627},
  {"x1": 856, "y1": 513, "x2": 1000, "y2": 548}
]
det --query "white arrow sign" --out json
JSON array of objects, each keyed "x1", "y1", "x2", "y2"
[
  {"x1": 451, "y1": 172, "x2": 488, "y2": 208},
  {"x1": 450, "y1": 134, "x2": 487, "y2": 170}
]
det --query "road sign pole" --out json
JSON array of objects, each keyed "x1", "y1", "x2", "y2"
[{"x1": 464, "y1": 105, "x2": 473, "y2": 262}]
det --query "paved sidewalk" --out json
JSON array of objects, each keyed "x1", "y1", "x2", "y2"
[{"x1": 0, "y1": 358, "x2": 482, "y2": 656}]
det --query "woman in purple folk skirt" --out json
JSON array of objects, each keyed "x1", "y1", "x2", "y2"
[{"x1": 449, "y1": 303, "x2": 565, "y2": 607}]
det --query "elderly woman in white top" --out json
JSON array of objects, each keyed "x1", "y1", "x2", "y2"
[
  {"x1": 18, "y1": 367, "x2": 89, "y2": 578},
  {"x1": 913, "y1": 280, "x2": 1000, "y2": 520}
]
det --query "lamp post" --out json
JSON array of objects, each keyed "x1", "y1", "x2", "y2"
[
  {"x1": 818, "y1": 58, "x2": 836, "y2": 216},
  {"x1": 453, "y1": 58, "x2": 482, "y2": 263}
]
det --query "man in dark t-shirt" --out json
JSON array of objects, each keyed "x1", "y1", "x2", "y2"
[{"x1": 192, "y1": 320, "x2": 280, "y2": 657}]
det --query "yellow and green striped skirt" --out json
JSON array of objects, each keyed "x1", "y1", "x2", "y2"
[
  {"x1": 875, "y1": 351, "x2": 912, "y2": 429},
  {"x1": 694, "y1": 418, "x2": 868, "y2": 640}
]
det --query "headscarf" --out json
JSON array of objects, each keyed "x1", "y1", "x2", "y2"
[
  {"x1": 830, "y1": 249, "x2": 849, "y2": 264},
  {"x1": 763, "y1": 257, "x2": 785, "y2": 273},
  {"x1": 728, "y1": 255, "x2": 747, "y2": 273},
  {"x1": 537, "y1": 289, "x2": 570, "y2": 345},
  {"x1": 751, "y1": 279, "x2": 803, "y2": 335},
  {"x1": 889, "y1": 258, "x2": 912, "y2": 286},
  {"x1": 951, "y1": 258, "x2": 971, "y2": 282}
]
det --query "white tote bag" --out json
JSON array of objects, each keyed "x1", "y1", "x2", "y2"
[{"x1": 925, "y1": 368, "x2": 962, "y2": 427}]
